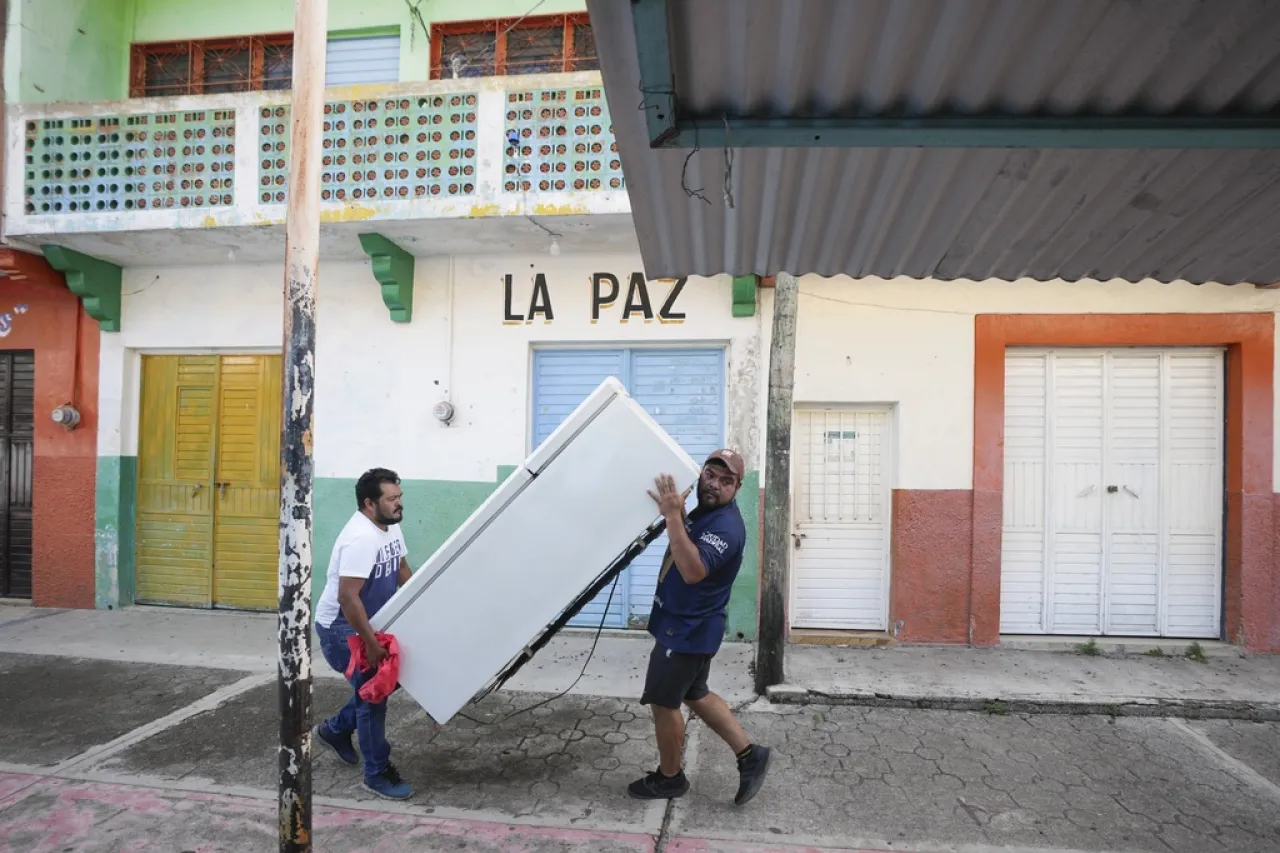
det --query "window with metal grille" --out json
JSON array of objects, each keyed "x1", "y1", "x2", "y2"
[
  {"x1": 430, "y1": 13, "x2": 597, "y2": 79},
  {"x1": 130, "y1": 35, "x2": 295, "y2": 97}
]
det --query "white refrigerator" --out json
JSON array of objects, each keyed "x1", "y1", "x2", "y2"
[{"x1": 369, "y1": 377, "x2": 702, "y2": 724}]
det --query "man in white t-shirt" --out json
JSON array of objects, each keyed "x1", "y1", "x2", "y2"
[{"x1": 313, "y1": 467, "x2": 414, "y2": 800}]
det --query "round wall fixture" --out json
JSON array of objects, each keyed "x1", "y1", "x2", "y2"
[
  {"x1": 432, "y1": 400, "x2": 455, "y2": 425},
  {"x1": 51, "y1": 404, "x2": 81, "y2": 429}
]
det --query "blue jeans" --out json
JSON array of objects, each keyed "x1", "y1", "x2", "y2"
[{"x1": 316, "y1": 622, "x2": 390, "y2": 782}]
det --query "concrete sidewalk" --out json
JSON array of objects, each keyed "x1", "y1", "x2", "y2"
[
  {"x1": 3, "y1": 605, "x2": 1279, "y2": 718},
  {"x1": 3, "y1": 648, "x2": 1280, "y2": 853},
  {"x1": 775, "y1": 644, "x2": 1280, "y2": 720},
  {"x1": 0, "y1": 604, "x2": 758, "y2": 703}
]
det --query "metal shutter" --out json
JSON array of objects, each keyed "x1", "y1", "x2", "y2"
[
  {"x1": 1159, "y1": 351, "x2": 1225, "y2": 638},
  {"x1": 1000, "y1": 348, "x2": 1224, "y2": 638},
  {"x1": 1000, "y1": 352, "x2": 1050, "y2": 633},
  {"x1": 325, "y1": 35, "x2": 400, "y2": 87},
  {"x1": 0, "y1": 351, "x2": 35, "y2": 598},
  {"x1": 626, "y1": 350, "x2": 725, "y2": 619},
  {"x1": 531, "y1": 347, "x2": 726, "y2": 629},
  {"x1": 531, "y1": 349, "x2": 629, "y2": 628}
]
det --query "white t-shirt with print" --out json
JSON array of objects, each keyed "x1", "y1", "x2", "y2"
[{"x1": 315, "y1": 511, "x2": 408, "y2": 630}]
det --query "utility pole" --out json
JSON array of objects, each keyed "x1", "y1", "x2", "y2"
[
  {"x1": 755, "y1": 271, "x2": 798, "y2": 694},
  {"x1": 277, "y1": 0, "x2": 327, "y2": 850},
  {"x1": 1, "y1": 0, "x2": 8, "y2": 243}
]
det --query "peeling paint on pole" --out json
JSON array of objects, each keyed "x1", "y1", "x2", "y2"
[
  {"x1": 277, "y1": 0, "x2": 328, "y2": 851},
  {"x1": 756, "y1": 271, "x2": 797, "y2": 694}
]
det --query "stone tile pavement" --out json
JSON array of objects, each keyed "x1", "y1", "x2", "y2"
[
  {"x1": 5, "y1": 606, "x2": 1278, "y2": 718},
  {"x1": 678, "y1": 703, "x2": 1280, "y2": 853},
  {"x1": 3, "y1": 647, "x2": 1280, "y2": 852}
]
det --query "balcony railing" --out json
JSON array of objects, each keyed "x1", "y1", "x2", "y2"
[{"x1": 4, "y1": 71, "x2": 630, "y2": 238}]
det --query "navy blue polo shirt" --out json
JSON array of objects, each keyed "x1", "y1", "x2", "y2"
[{"x1": 647, "y1": 500, "x2": 746, "y2": 655}]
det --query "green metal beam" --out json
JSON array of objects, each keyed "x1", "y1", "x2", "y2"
[
  {"x1": 655, "y1": 116, "x2": 1280, "y2": 150},
  {"x1": 628, "y1": 0, "x2": 1280, "y2": 150},
  {"x1": 42, "y1": 245, "x2": 122, "y2": 332},
  {"x1": 358, "y1": 233, "x2": 415, "y2": 323},
  {"x1": 630, "y1": 0, "x2": 679, "y2": 147}
]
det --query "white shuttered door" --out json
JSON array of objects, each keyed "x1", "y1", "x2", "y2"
[
  {"x1": 790, "y1": 409, "x2": 891, "y2": 630},
  {"x1": 1000, "y1": 349, "x2": 1224, "y2": 638}
]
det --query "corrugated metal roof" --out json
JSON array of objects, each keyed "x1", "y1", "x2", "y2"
[
  {"x1": 586, "y1": 0, "x2": 1280, "y2": 283},
  {"x1": 669, "y1": 0, "x2": 1280, "y2": 118}
]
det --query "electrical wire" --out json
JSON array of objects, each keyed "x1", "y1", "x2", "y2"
[
  {"x1": 797, "y1": 288, "x2": 982, "y2": 316},
  {"x1": 122, "y1": 274, "x2": 162, "y2": 297},
  {"x1": 526, "y1": 215, "x2": 562, "y2": 239},
  {"x1": 440, "y1": 0, "x2": 552, "y2": 76},
  {"x1": 722, "y1": 115, "x2": 734, "y2": 209},
  {"x1": 498, "y1": 0, "x2": 550, "y2": 40},
  {"x1": 453, "y1": 572, "x2": 620, "y2": 727}
]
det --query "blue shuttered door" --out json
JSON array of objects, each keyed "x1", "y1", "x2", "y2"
[
  {"x1": 325, "y1": 35, "x2": 401, "y2": 87},
  {"x1": 531, "y1": 348, "x2": 726, "y2": 629},
  {"x1": 626, "y1": 351, "x2": 725, "y2": 618},
  {"x1": 532, "y1": 350, "x2": 630, "y2": 627}
]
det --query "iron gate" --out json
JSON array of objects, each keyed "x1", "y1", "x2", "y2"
[{"x1": 0, "y1": 351, "x2": 34, "y2": 598}]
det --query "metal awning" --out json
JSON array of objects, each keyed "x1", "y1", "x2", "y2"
[{"x1": 586, "y1": 0, "x2": 1280, "y2": 284}]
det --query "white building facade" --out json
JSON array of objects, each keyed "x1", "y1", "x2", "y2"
[{"x1": 6, "y1": 0, "x2": 1278, "y2": 652}]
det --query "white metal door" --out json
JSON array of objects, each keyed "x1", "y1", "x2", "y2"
[
  {"x1": 1000, "y1": 349, "x2": 1224, "y2": 638},
  {"x1": 790, "y1": 408, "x2": 891, "y2": 630}
]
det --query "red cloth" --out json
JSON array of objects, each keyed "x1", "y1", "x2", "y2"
[{"x1": 345, "y1": 632, "x2": 400, "y2": 704}]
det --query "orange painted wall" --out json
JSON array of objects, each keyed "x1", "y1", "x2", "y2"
[
  {"x1": 886, "y1": 313, "x2": 1277, "y2": 650},
  {"x1": 889, "y1": 490, "x2": 974, "y2": 643},
  {"x1": 970, "y1": 313, "x2": 1276, "y2": 652},
  {"x1": 0, "y1": 250, "x2": 98, "y2": 608}
]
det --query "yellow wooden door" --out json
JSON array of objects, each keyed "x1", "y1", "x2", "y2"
[
  {"x1": 136, "y1": 354, "x2": 281, "y2": 610},
  {"x1": 211, "y1": 355, "x2": 282, "y2": 610},
  {"x1": 136, "y1": 355, "x2": 218, "y2": 606}
]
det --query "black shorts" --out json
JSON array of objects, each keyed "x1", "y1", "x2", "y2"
[{"x1": 640, "y1": 640, "x2": 712, "y2": 709}]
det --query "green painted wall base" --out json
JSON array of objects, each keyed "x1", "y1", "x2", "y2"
[
  {"x1": 91, "y1": 459, "x2": 760, "y2": 644},
  {"x1": 311, "y1": 470, "x2": 517, "y2": 614},
  {"x1": 312, "y1": 468, "x2": 762, "y2": 643},
  {"x1": 94, "y1": 456, "x2": 136, "y2": 609},
  {"x1": 726, "y1": 470, "x2": 760, "y2": 641}
]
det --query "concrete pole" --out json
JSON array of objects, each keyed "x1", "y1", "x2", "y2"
[
  {"x1": 755, "y1": 271, "x2": 798, "y2": 694},
  {"x1": 277, "y1": 0, "x2": 327, "y2": 849}
]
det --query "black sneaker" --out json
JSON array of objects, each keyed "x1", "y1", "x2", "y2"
[
  {"x1": 627, "y1": 768, "x2": 690, "y2": 800},
  {"x1": 734, "y1": 745, "x2": 772, "y2": 805}
]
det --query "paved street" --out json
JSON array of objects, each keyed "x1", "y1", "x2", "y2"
[{"x1": 2, "y1": 649, "x2": 1280, "y2": 852}]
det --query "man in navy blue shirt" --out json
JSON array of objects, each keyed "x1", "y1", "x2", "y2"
[{"x1": 628, "y1": 449, "x2": 772, "y2": 806}]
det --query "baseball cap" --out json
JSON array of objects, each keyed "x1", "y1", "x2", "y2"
[{"x1": 704, "y1": 448, "x2": 746, "y2": 482}]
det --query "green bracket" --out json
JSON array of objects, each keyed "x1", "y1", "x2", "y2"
[
  {"x1": 358, "y1": 233, "x2": 415, "y2": 323},
  {"x1": 42, "y1": 245, "x2": 123, "y2": 332},
  {"x1": 731, "y1": 275, "x2": 757, "y2": 318}
]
